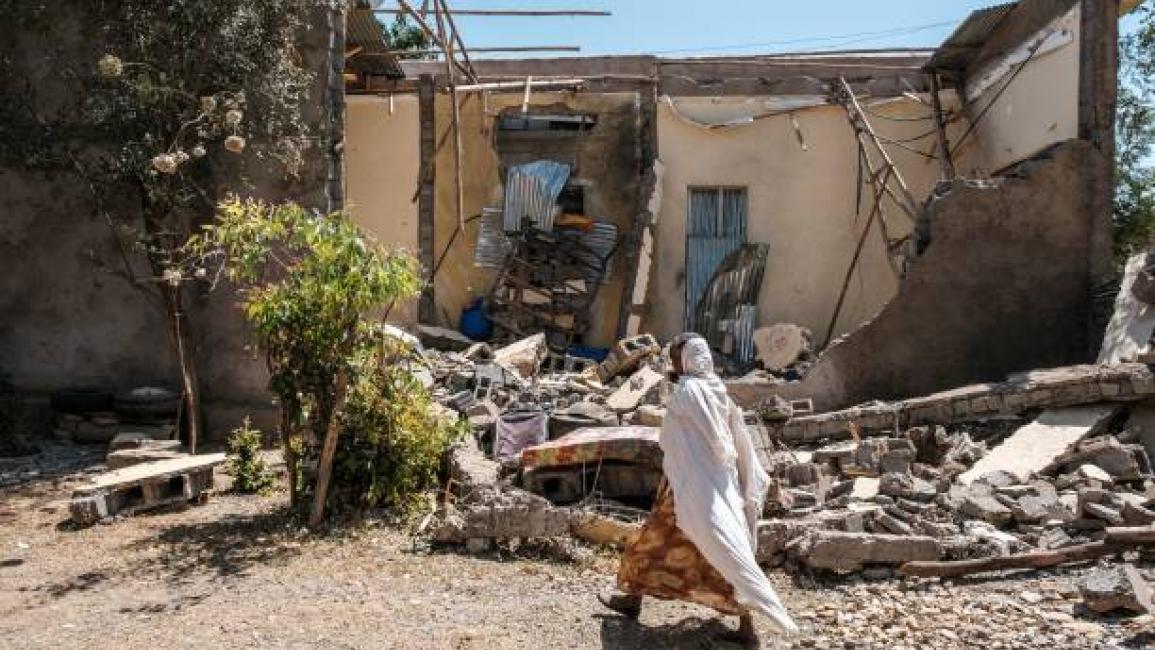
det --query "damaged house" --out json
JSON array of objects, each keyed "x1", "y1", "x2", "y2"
[{"x1": 342, "y1": 0, "x2": 1123, "y2": 418}]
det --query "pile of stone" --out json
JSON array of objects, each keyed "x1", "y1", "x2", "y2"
[{"x1": 413, "y1": 326, "x2": 667, "y2": 466}]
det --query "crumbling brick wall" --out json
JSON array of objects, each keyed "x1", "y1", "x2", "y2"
[{"x1": 731, "y1": 140, "x2": 1108, "y2": 411}]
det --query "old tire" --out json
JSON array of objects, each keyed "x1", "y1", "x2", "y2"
[
  {"x1": 113, "y1": 386, "x2": 181, "y2": 423},
  {"x1": 50, "y1": 388, "x2": 113, "y2": 414}
]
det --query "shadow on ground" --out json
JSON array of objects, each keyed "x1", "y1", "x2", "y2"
[
  {"x1": 598, "y1": 613, "x2": 742, "y2": 649},
  {"x1": 124, "y1": 506, "x2": 304, "y2": 582}
]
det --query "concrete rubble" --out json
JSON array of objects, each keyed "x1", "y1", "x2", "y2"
[{"x1": 403, "y1": 294, "x2": 1155, "y2": 621}]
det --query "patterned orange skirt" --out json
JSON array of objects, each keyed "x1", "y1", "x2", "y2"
[{"x1": 616, "y1": 482, "x2": 744, "y2": 616}]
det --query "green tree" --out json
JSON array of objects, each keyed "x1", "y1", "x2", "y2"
[
  {"x1": 1116, "y1": 4, "x2": 1155, "y2": 263},
  {"x1": 185, "y1": 198, "x2": 457, "y2": 526},
  {"x1": 388, "y1": 14, "x2": 435, "y2": 58}
]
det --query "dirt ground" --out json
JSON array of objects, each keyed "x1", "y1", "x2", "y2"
[{"x1": 2, "y1": 443, "x2": 1153, "y2": 649}]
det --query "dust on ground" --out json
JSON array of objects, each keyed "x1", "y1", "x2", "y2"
[{"x1": 1, "y1": 443, "x2": 1152, "y2": 649}]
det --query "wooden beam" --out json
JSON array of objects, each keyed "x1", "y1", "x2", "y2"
[
  {"x1": 454, "y1": 78, "x2": 585, "y2": 92},
  {"x1": 417, "y1": 74, "x2": 437, "y2": 323},
  {"x1": 434, "y1": 0, "x2": 467, "y2": 235},
  {"x1": 928, "y1": 72, "x2": 955, "y2": 181},
  {"x1": 394, "y1": 0, "x2": 472, "y2": 79},
  {"x1": 388, "y1": 46, "x2": 581, "y2": 56},
  {"x1": 373, "y1": 8, "x2": 611, "y2": 16},
  {"x1": 438, "y1": 0, "x2": 478, "y2": 83}
]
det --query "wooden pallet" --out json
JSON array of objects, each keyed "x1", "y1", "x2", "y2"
[{"x1": 69, "y1": 453, "x2": 226, "y2": 526}]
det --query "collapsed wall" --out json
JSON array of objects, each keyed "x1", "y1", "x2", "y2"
[{"x1": 730, "y1": 140, "x2": 1106, "y2": 411}]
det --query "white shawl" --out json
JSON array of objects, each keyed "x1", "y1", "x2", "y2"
[{"x1": 660, "y1": 338, "x2": 797, "y2": 633}]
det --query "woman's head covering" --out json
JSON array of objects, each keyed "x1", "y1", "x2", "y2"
[{"x1": 680, "y1": 336, "x2": 715, "y2": 378}]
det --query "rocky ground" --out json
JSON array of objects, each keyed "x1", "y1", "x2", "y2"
[{"x1": 1, "y1": 442, "x2": 1153, "y2": 649}]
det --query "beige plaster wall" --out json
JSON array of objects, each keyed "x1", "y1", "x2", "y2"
[
  {"x1": 959, "y1": 4, "x2": 1080, "y2": 174},
  {"x1": 344, "y1": 94, "x2": 421, "y2": 323},
  {"x1": 645, "y1": 96, "x2": 970, "y2": 343}
]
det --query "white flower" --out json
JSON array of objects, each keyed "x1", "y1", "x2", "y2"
[
  {"x1": 175, "y1": 150, "x2": 190, "y2": 163},
  {"x1": 97, "y1": 54, "x2": 123, "y2": 78},
  {"x1": 224, "y1": 109, "x2": 243, "y2": 127},
  {"x1": 162, "y1": 268, "x2": 183, "y2": 286},
  {"x1": 193, "y1": 268, "x2": 207, "y2": 279},
  {"x1": 199, "y1": 96, "x2": 217, "y2": 113},
  {"x1": 151, "y1": 154, "x2": 178, "y2": 174},
  {"x1": 191, "y1": 145, "x2": 206, "y2": 158},
  {"x1": 223, "y1": 135, "x2": 246, "y2": 153}
]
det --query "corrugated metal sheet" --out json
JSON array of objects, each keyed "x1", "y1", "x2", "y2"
[
  {"x1": 693, "y1": 244, "x2": 770, "y2": 354},
  {"x1": 924, "y1": 3, "x2": 1017, "y2": 72},
  {"x1": 733, "y1": 304, "x2": 757, "y2": 365},
  {"x1": 347, "y1": 9, "x2": 405, "y2": 79},
  {"x1": 474, "y1": 208, "x2": 512, "y2": 268},
  {"x1": 575, "y1": 222, "x2": 619, "y2": 282},
  {"x1": 685, "y1": 188, "x2": 747, "y2": 331},
  {"x1": 502, "y1": 161, "x2": 571, "y2": 232}
]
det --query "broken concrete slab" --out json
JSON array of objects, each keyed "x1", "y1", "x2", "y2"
[
  {"x1": 492, "y1": 333, "x2": 546, "y2": 380},
  {"x1": 448, "y1": 439, "x2": 500, "y2": 492},
  {"x1": 752, "y1": 323, "x2": 810, "y2": 371},
  {"x1": 957, "y1": 405, "x2": 1122, "y2": 485},
  {"x1": 70, "y1": 453, "x2": 225, "y2": 525},
  {"x1": 1081, "y1": 564, "x2": 1155, "y2": 614},
  {"x1": 106, "y1": 445, "x2": 187, "y2": 470},
  {"x1": 414, "y1": 324, "x2": 475, "y2": 352},
  {"x1": 793, "y1": 530, "x2": 942, "y2": 573},
  {"x1": 1052, "y1": 438, "x2": 1152, "y2": 481},
  {"x1": 632, "y1": 404, "x2": 665, "y2": 427},
  {"x1": 766, "y1": 364, "x2": 1151, "y2": 443},
  {"x1": 605, "y1": 365, "x2": 663, "y2": 414},
  {"x1": 960, "y1": 494, "x2": 1014, "y2": 527},
  {"x1": 433, "y1": 488, "x2": 573, "y2": 542}
]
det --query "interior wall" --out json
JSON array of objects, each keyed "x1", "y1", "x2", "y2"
[
  {"x1": 430, "y1": 91, "x2": 642, "y2": 347},
  {"x1": 345, "y1": 94, "x2": 421, "y2": 323},
  {"x1": 728, "y1": 141, "x2": 1101, "y2": 411},
  {"x1": 645, "y1": 96, "x2": 970, "y2": 343},
  {"x1": 958, "y1": 3, "x2": 1081, "y2": 174}
]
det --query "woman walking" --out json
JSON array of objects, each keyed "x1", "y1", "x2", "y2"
[{"x1": 600, "y1": 334, "x2": 797, "y2": 646}]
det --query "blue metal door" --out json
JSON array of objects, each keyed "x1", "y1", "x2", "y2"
[{"x1": 685, "y1": 188, "x2": 747, "y2": 331}]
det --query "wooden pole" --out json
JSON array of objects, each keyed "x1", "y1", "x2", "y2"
[
  {"x1": 456, "y1": 78, "x2": 585, "y2": 92},
  {"x1": 899, "y1": 526, "x2": 1155, "y2": 578},
  {"x1": 823, "y1": 173, "x2": 889, "y2": 347},
  {"x1": 373, "y1": 8, "x2": 612, "y2": 16},
  {"x1": 438, "y1": 0, "x2": 478, "y2": 83},
  {"x1": 837, "y1": 77, "x2": 921, "y2": 219},
  {"x1": 434, "y1": 0, "x2": 467, "y2": 235},
  {"x1": 855, "y1": 142, "x2": 902, "y2": 279},
  {"x1": 377, "y1": 46, "x2": 580, "y2": 56},
  {"x1": 395, "y1": 0, "x2": 472, "y2": 79},
  {"x1": 928, "y1": 72, "x2": 955, "y2": 181}
]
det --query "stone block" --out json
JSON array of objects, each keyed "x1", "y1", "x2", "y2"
[
  {"x1": 794, "y1": 531, "x2": 942, "y2": 573},
  {"x1": 1081, "y1": 565, "x2": 1155, "y2": 614},
  {"x1": 960, "y1": 494, "x2": 1013, "y2": 526}
]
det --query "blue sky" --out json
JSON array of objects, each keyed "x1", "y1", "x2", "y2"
[{"x1": 385, "y1": 1, "x2": 1146, "y2": 58}]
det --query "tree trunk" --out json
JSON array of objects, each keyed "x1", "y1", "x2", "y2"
[
  {"x1": 279, "y1": 391, "x2": 301, "y2": 508},
  {"x1": 308, "y1": 373, "x2": 349, "y2": 530},
  {"x1": 163, "y1": 283, "x2": 203, "y2": 454}
]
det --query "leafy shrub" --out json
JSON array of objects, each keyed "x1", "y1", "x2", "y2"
[
  {"x1": 185, "y1": 197, "x2": 445, "y2": 524},
  {"x1": 326, "y1": 341, "x2": 465, "y2": 515},
  {"x1": 226, "y1": 417, "x2": 276, "y2": 495}
]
